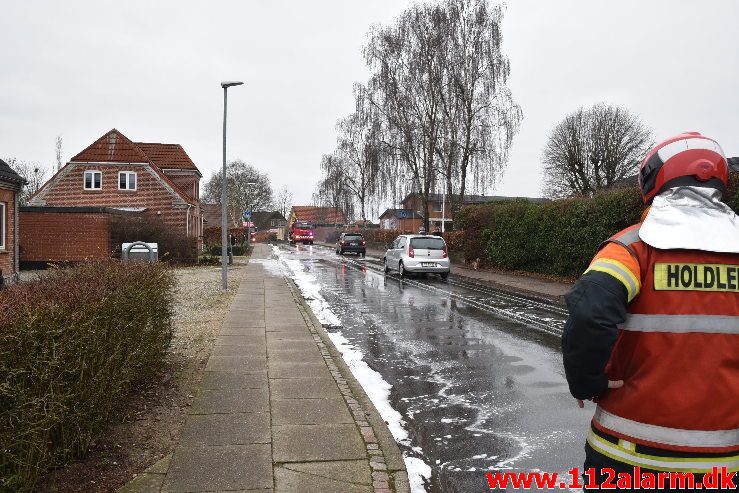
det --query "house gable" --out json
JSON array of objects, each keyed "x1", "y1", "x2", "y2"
[{"x1": 30, "y1": 129, "x2": 196, "y2": 207}]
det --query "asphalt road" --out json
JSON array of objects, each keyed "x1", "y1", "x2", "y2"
[{"x1": 272, "y1": 243, "x2": 592, "y2": 493}]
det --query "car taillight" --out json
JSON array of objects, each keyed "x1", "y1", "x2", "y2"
[
  {"x1": 309, "y1": 231, "x2": 314, "y2": 236},
  {"x1": 442, "y1": 246, "x2": 448, "y2": 258},
  {"x1": 340, "y1": 240, "x2": 347, "y2": 245},
  {"x1": 361, "y1": 240, "x2": 366, "y2": 246},
  {"x1": 408, "y1": 247, "x2": 415, "y2": 258}
]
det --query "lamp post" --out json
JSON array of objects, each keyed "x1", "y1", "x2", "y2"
[{"x1": 221, "y1": 80, "x2": 243, "y2": 290}]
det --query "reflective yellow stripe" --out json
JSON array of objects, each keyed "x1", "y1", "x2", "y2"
[
  {"x1": 588, "y1": 430, "x2": 739, "y2": 473},
  {"x1": 586, "y1": 258, "x2": 641, "y2": 301}
]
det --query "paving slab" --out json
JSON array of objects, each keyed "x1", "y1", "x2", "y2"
[
  {"x1": 215, "y1": 335, "x2": 266, "y2": 346},
  {"x1": 270, "y1": 378, "x2": 338, "y2": 399},
  {"x1": 211, "y1": 344, "x2": 265, "y2": 357},
  {"x1": 219, "y1": 326, "x2": 267, "y2": 336},
  {"x1": 180, "y1": 412, "x2": 270, "y2": 445},
  {"x1": 275, "y1": 463, "x2": 372, "y2": 493},
  {"x1": 272, "y1": 424, "x2": 367, "y2": 462},
  {"x1": 200, "y1": 370, "x2": 267, "y2": 390},
  {"x1": 162, "y1": 444, "x2": 272, "y2": 492},
  {"x1": 267, "y1": 362, "x2": 333, "y2": 380},
  {"x1": 267, "y1": 348, "x2": 320, "y2": 363},
  {"x1": 271, "y1": 398, "x2": 354, "y2": 425},
  {"x1": 205, "y1": 355, "x2": 267, "y2": 372},
  {"x1": 189, "y1": 388, "x2": 269, "y2": 415}
]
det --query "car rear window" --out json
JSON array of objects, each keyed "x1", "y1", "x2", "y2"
[
  {"x1": 344, "y1": 234, "x2": 363, "y2": 240},
  {"x1": 410, "y1": 237, "x2": 445, "y2": 250}
]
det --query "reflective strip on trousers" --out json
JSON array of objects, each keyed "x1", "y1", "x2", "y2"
[
  {"x1": 587, "y1": 430, "x2": 739, "y2": 473},
  {"x1": 619, "y1": 314, "x2": 739, "y2": 334},
  {"x1": 595, "y1": 407, "x2": 739, "y2": 449}
]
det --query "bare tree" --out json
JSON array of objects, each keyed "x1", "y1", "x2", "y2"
[
  {"x1": 312, "y1": 157, "x2": 354, "y2": 223},
  {"x1": 5, "y1": 158, "x2": 47, "y2": 205},
  {"x1": 364, "y1": 2, "x2": 449, "y2": 230},
  {"x1": 274, "y1": 186, "x2": 293, "y2": 220},
  {"x1": 203, "y1": 160, "x2": 273, "y2": 227},
  {"x1": 436, "y1": 0, "x2": 522, "y2": 222},
  {"x1": 362, "y1": 0, "x2": 520, "y2": 229},
  {"x1": 327, "y1": 84, "x2": 384, "y2": 222},
  {"x1": 542, "y1": 103, "x2": 653, "y2": 198},
  {"x1": 55, "y1": 136, "x2": 63, "y2": 172}
]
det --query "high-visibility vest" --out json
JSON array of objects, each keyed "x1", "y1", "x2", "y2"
[{"x1": 589, "y1": 224, "x2": 739, "y2": 472}]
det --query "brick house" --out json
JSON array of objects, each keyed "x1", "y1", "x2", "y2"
[
  {"x1": 0, "y1": 159, "x2": 24, "y2": 281},
  {"x1": 26, "y1": 129, "x2": 203, "y2": 260},
  {"x1": 378, "y1": 209, "x2": 423, "y2": 232}
]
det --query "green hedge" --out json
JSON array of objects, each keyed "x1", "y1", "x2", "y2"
[
  {"x1": 0, "y1": 261, "x2": 175, "y2": 492},
  {"x1": 457, "y1": 189, "x2": 643, "y2": 277}
]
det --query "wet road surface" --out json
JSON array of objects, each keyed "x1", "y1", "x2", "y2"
[{"x1": 270, "y1": 243, "x2": 592, "y2": 492}]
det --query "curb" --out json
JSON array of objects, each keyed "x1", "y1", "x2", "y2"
[{"x1": 285, "y1": 277, "x2": 411, "y2": 493}]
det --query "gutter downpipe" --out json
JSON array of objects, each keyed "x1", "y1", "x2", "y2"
[{"x1": 14, "y1": 191, "x2": 19, "y2": 278}]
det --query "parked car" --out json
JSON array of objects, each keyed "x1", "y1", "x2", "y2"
[
  {"x1": 336, "y1": 232, "x2": 366, "y2": 256},
  {"x1": 383, "y1": 234, "x2": 450, "y2": 279}
]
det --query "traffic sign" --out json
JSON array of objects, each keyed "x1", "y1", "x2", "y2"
[
  {"x1": 243, "y1": 210, "x2": 252, "y2": 220},
  {"x1": 242, "y1": 221, "x2": 255, "y2": 228}
]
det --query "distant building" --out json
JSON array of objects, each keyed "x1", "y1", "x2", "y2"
[
  {"x1": 288, "y1": 206, "x2": 346, "y2": 226},
  {"x1": 0, "y1": 158, "x2": 25, "y2": 281},
  {"x1": 400, "y1": 192, "x2": 549, "y2": 230},
  {"x1": 378, "y1": 209, "x2": 423, "y2": 232},
  {"x1": 201, "y1": 203, "x2": 222, "y2": 228},
  {"x1": 252, "y1": 211, "x2": 287, "y2": 231}
]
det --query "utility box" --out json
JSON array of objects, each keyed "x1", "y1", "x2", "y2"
[{"x1": 122, "y1": 242, "x2": 158, "y2": 262}]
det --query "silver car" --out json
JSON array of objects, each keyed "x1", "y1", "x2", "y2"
[{"x1": 383, "y1": 234, "x2": 450, "y2": 279}]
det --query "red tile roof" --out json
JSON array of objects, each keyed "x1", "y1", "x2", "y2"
[
  {"x1": 291, "y1": 206, "x2": 346, "y2": 224},
  {"x1": 135, "y1": 142, "x2": 199, "y2": 173},
  {"x1": 70, "y1": 129, "x2": 150, "y2": 163},
  {"x1": 70, "y1": 129, "x2": 200, "y2": 173}
]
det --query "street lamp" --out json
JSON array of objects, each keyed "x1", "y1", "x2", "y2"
[{"x1": 221, "y1": 80, "x2": 243, "y2": 290}]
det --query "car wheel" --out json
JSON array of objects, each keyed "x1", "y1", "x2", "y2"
[
  {"x1": 440, "y1": 272, "x2": 449, "y2": 280},
  {"x1": 309, "y1": 241, "x2": 314, "y2": 245},
  {"x1": 383, "y1": 258, "x2": 390, "y2": 273},
  {"x1": 399, "y1": 261, "x2": 405, "y2": 278}
]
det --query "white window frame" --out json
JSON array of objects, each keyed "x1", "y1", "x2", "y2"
[
  {"x1": 84, "y1": 170, "x2": 102, "y2": 190},
  {"x1": 118, "y1": 171, "x2": 137, "y2": 191},
  {"x1": 0, "y1": 202, "x2": 5, "y2": 250}
]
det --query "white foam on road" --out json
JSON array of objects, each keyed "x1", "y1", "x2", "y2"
[{"x1": 272, "y1": 244, "x2": 432, "y2": 493}]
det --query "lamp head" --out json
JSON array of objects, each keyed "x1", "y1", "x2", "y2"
[{"x1": 221, "y1": 81, "x2": 244, "y2": 88}]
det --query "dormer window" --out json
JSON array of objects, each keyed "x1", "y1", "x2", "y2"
[
  {"x1": 119, "y1": 171, "x2": 137, "y2": 191},
  {"x1": 84, "y1": 170, "x2": 102, "y2": 190}
]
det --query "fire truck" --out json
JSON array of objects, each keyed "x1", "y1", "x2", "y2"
[{"x1": 289, "y1": 221, "x2": 315, "y2": 245}]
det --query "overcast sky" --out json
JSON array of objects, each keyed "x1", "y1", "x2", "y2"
[{"x1": 1, "y1": 1, "x2": 738, "y2": 212}]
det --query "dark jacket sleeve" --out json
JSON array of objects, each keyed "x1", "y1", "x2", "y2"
[{"x1": 561, "y1": 270, "x2": 628, "y2": 400}]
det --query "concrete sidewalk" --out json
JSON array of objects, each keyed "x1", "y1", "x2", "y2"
[{"x1": 122, "y1": 244, "x2": 408, "y2": 493}]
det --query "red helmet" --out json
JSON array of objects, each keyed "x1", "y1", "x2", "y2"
[{"x1": 638, "y1": 132, "x2": 728, "y2": 204}]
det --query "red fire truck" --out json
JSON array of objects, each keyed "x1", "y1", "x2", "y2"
[{"x1": 289, "y1": 221, "x2": 315, "y2": 245}]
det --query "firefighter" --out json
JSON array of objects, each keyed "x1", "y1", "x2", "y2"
[{"x1": 562, "y1": 132, "x2": 739, "y2": 491}]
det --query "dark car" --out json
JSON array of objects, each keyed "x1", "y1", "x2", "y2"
[{"x1": 336, "y1": 232, "x2": 366, "y2": 256}]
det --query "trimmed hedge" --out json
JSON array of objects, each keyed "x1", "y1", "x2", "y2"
[
  {"x1": 110, "y1": 214, "x2": 197, "y2": 264},
  {"x1": 0, "y1": 261, "x2": 175, "y2": 492},
  {"x1": 457, "y1": 189, "x2": 644, "y2": 277}
]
